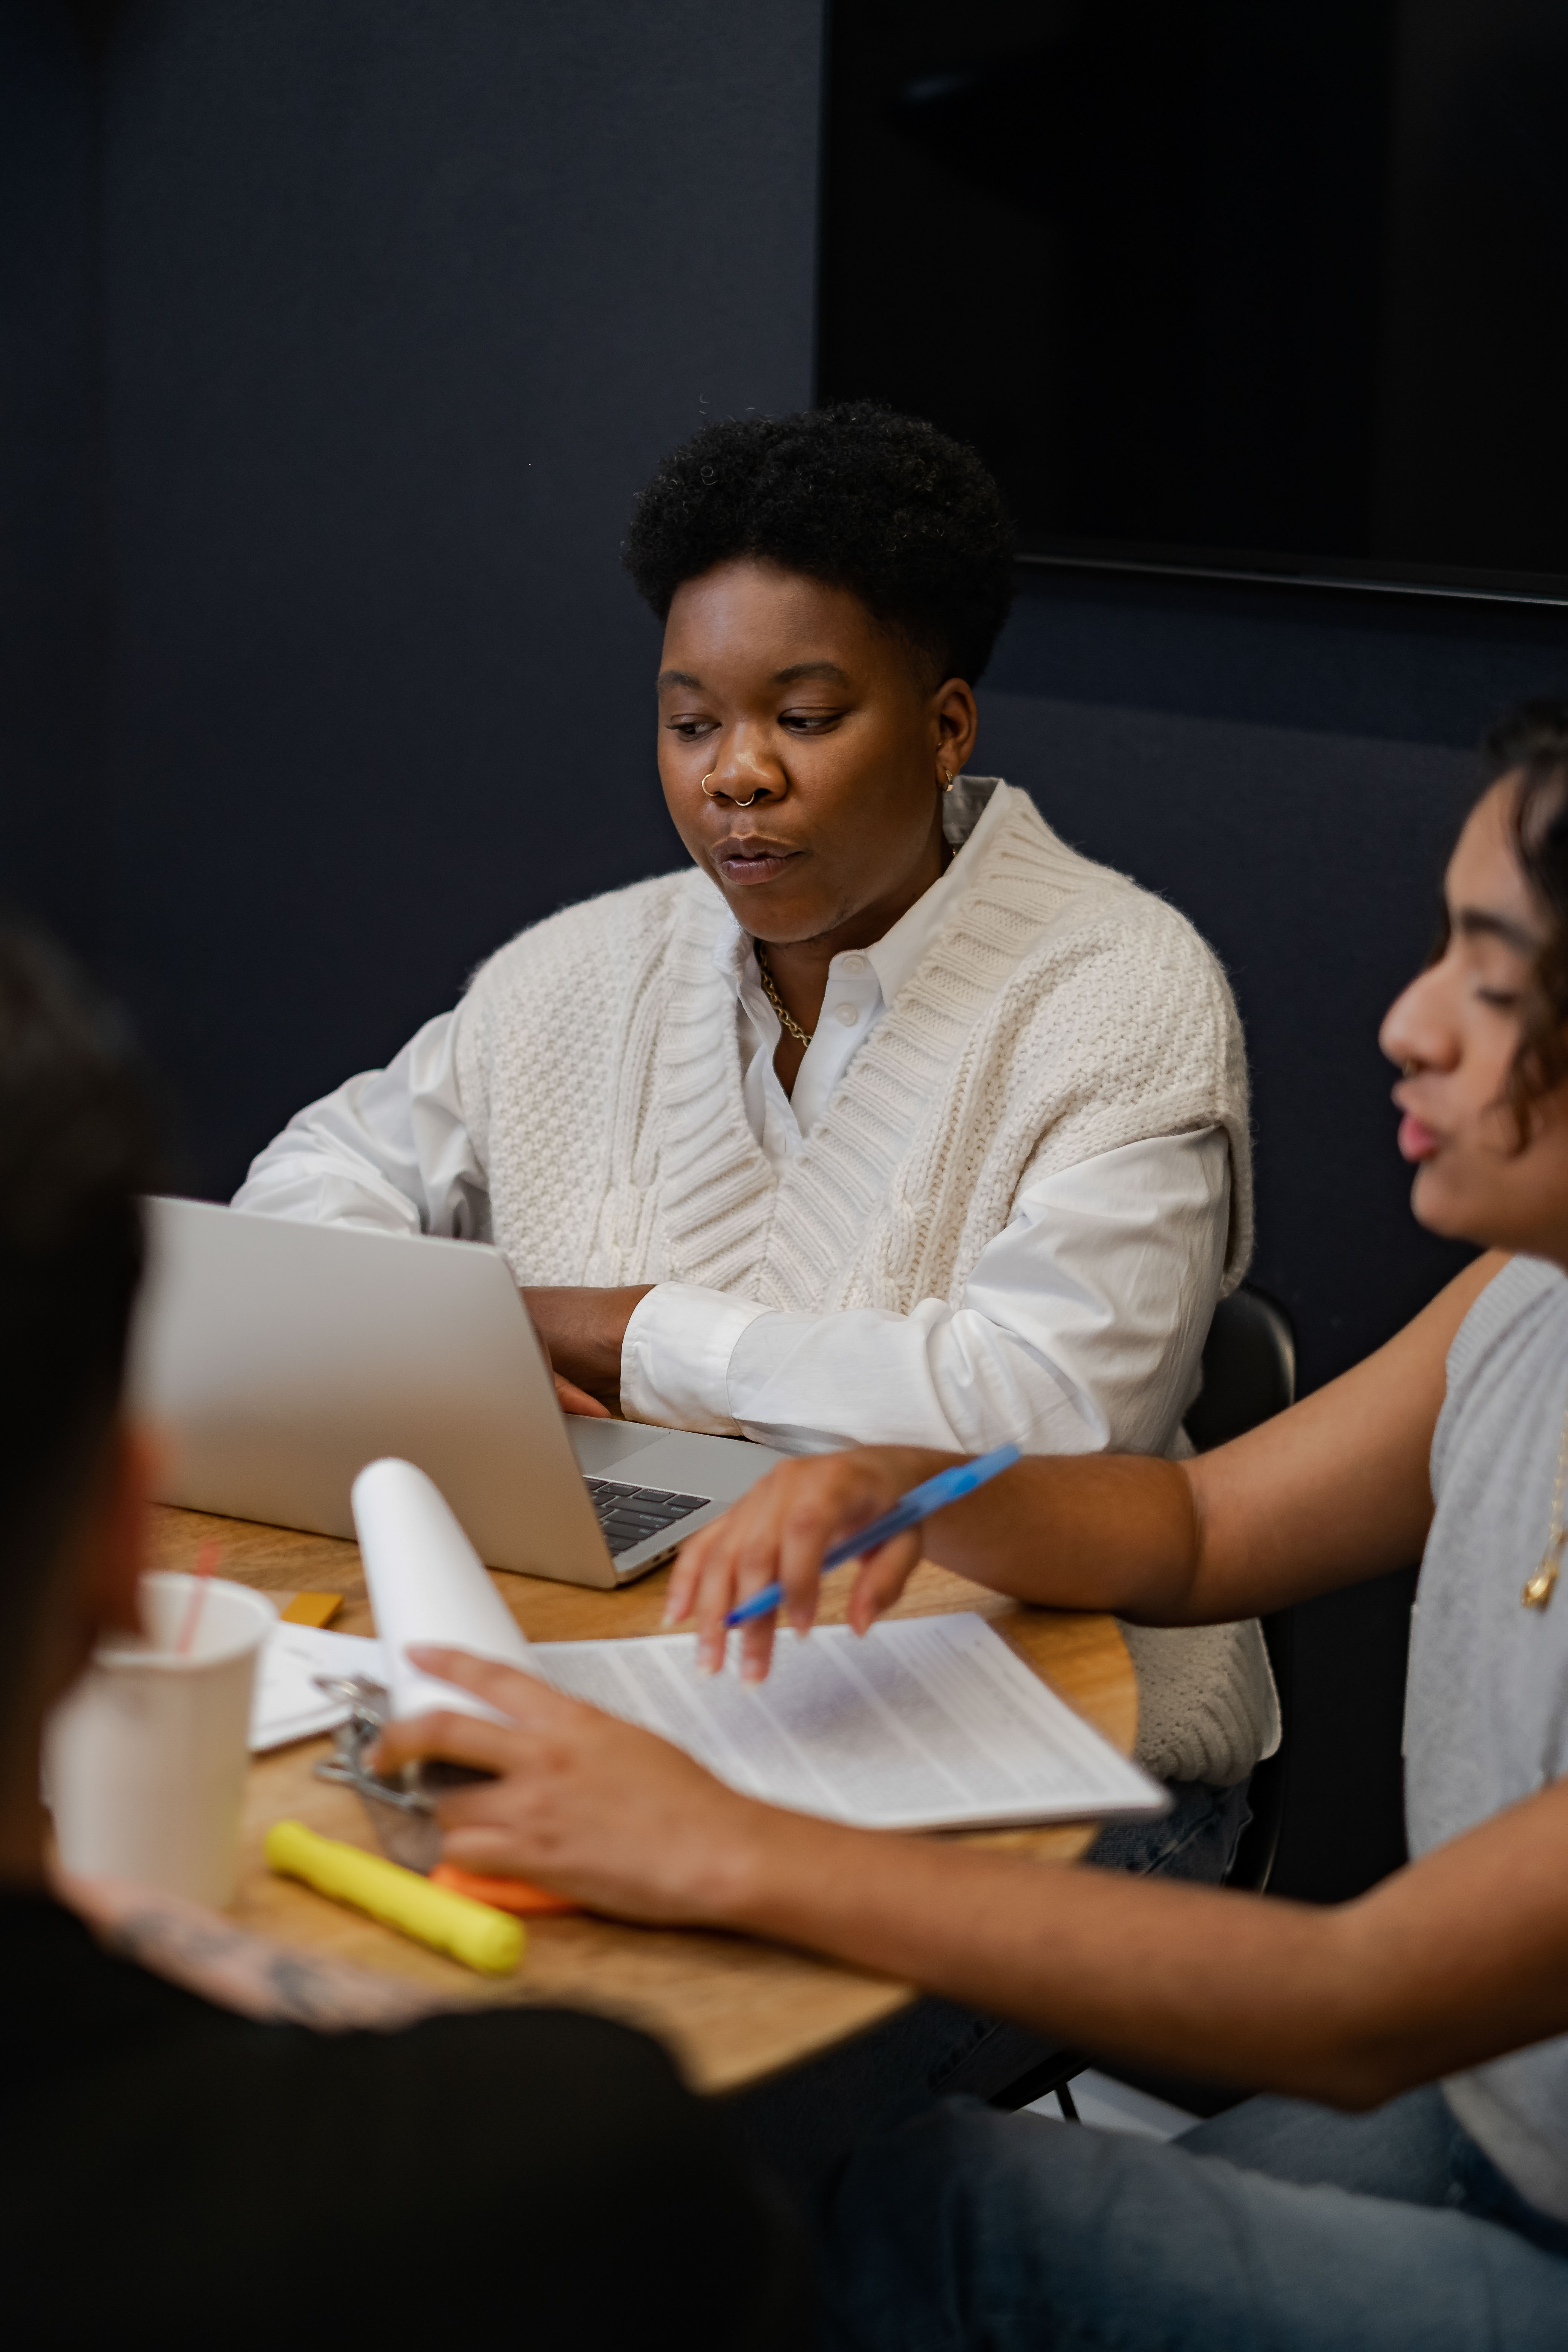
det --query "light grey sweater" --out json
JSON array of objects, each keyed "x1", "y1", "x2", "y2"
[{"x1": 1410, "y1": 1253, "x2": 1568, "y2": 2220}]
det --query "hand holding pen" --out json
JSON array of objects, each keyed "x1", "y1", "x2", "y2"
[{"x1": 662, "y1": 1442, "x2": 1021, "y2": 1682}]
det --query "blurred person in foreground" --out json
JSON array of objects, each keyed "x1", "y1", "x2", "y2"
[
  {"x1": 0, "y1": 928, "x2": 797, "y2": 2350},
  {"x1": 378, "y1": 704, "x2": 1568, "y2": 2346}
]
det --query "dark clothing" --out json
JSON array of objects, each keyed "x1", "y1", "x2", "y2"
[{"x1": 0, "y1": 1893, "x2": 801, "y2": 2349}]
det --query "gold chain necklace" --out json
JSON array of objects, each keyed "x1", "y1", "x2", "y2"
[
  {"x1": 755, "y1": 942, "x2": 814, "y2": 1047},
  {"x1": 1523, "y1": 1401, "x2": 1568, "y2": 1607}
]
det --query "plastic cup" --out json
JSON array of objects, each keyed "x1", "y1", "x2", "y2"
[{"x1": 44, "y1": 1571, "x2": 276, "y2": 1905}]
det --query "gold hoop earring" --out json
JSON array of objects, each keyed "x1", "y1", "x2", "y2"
[
  {"x1": 940, "y1": 766, "x2": 954, "y2": 792},
  {"x1": 702, "y1": 770, "x2": 760, "y2": 808}
]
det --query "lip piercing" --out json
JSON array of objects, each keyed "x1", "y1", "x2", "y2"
[{"x1": 702, "y1": 770, "x2": 760, "y2": 809}]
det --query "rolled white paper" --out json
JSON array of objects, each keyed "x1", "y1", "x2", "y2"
[{"x1": 351, "y1": 1458, "x2": 533, "y2": 1723}]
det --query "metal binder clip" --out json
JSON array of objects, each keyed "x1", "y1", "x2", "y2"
[
  {"x1": 311, "y1": 1674, "x2": 441, "y2": 1871},
  {"x1": 311, "y1": 1674, "x2": 492, "y2": 1873}
]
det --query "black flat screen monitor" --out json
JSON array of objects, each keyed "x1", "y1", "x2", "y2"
[{"x1": 821, "y1": 1, "x2": 1568, "y2": 606}]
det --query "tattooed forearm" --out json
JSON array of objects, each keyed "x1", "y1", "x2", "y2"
[{"x1": 60, "y1": 1872, "x2": 451, "y2": 2031}]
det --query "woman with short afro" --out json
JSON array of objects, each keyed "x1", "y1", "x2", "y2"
[{"x1": 237, "y1": 403, "x2": 1273, "y2": 1850}]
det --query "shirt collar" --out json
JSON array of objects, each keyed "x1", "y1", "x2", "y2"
[
  {"x1": 709, "y1": 775, "x2": 1010, "y2": 1003},
  {"x1": 866, "y1": 776, "x2": 1006, "y2": 1007}
]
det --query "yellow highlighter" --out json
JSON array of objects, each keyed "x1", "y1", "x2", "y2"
[{"x1": 265, "y1": 1820, "x2": 524, "y2": 1977}]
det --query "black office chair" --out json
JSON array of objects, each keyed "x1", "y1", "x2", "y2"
[
  {"x1": 1182, "y1": 1283, "x2": 1297, "y2": 1453},
  {"x1": 988, "y1": 1283, "x2": 1298, "y2": 2120},
  {"x1": 1184, "y1": 1285, "x2": 1296, "y2": 1895}
]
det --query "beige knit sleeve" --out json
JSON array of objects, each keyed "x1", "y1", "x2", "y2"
[
  {"x1": 929, "y1": 885, "x2": 1253, "y2": 1313},
  {"x1": 1117, "y1": 1619, "x2": 1280, "y2": 1787},
  {"x1": 1011, "y1": 889, "x2": 1253, "y2": 1283}
]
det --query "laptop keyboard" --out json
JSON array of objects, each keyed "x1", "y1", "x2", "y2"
[{"x1": 583, "y1": 1477, "x2": 712, "y2": 1558}]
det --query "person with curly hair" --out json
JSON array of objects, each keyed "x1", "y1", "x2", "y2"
[
  {"x1": 378, "y1": 703, "x2": 1568, "y2": 2349},
  {"x1": 237, "y1": 404, "x2": 1271, "y2": 1847}
]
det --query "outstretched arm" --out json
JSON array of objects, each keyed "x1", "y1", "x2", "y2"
[
  {"x1": 623, "y1": 1131, "x2": 1230, "y2": 1454},
  {"x1": 374, "y1": 1638, "x2": 1568, "y2": 2113},
  {"x1": 668, "y1": 1253, "x2": 1503, "y2": 1675}
]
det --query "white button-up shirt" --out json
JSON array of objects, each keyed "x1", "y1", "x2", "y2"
[{"x1": 235, "y1": 806, "x2": 1229, "y2": 1459}]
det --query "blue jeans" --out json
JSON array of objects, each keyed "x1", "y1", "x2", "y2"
[
  {"x1": 813, "y1": 2086, "x2": 1568, "y2": 2347},
  {"x1": 732, "y1": 1779, "x2": 1250, "y2": 2210},
  {"x1": 1084, "y1": 1771, "x2": 1252, "y2": 1881}
]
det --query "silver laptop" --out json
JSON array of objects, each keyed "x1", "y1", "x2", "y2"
[{"x1": 130, "y1": 1197, "x2": 786, "y2": 1588}]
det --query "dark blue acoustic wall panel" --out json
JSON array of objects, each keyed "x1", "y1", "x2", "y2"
[
  {"x1": 98, "y1": 0, "x2": 823, "y2": 1189},
  {"x1": 0, "y1": 2, "x2": 103, "y2": 946},
  {"x1": 982, "y1": 570, "x2": 1568, "y2": 1395}
]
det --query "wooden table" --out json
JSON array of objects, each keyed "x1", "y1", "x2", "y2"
[{"x1": 151, "y1": 1503, "x2": 1136, "y2": 2095}]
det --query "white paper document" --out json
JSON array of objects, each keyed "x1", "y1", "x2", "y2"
[
  {"x1": 348, "y1": 1458, "x2": 1164, "y2": 1833},
  {"x1": 530, "y1": 1614, "x2": 1165, "y2": 1833},
  {"x1": 250, "y1": 1624, "x2": 384, "y2": 1752}
]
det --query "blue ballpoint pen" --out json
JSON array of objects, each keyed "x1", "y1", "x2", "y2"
[{"x1": 723, "y1": 1441, "x2": 1022, "y2": 1628}]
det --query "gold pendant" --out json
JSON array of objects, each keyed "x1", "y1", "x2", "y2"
[
  {"x1": 1528, "y1": 1404, "x2": 1568, "y2": 1609},
  {"x1": 1524, "y1": 1559, "x2": 1560, "y2": 1609}
]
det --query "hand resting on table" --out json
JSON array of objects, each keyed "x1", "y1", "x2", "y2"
[{"x1": 371, "y1": 1646, "x2": 766, "y2": 1924}]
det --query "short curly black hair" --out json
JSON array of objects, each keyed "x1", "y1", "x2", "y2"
[
  {"x1": 1482, "y1": 699, "x2": 1568, "y2": 1143},
  {"x1": 623, "y1": 404, "x2": 1015, "y2": 684}
]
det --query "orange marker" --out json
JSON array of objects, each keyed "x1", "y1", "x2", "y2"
[{"x1": 431, "y1": 1861, "x2": 577, "y2": 1915}]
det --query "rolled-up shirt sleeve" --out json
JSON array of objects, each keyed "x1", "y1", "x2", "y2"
[
  {"x1": 231, "y1": 1008, "x2": 486, "y2": 1239},
  {"x1": 619, "y1": 1129, "x2": 1230, "y2": 1456}
]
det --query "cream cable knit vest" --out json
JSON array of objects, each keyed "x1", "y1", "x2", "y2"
[{"x1": 456, "y1": 784, "x2": 1277, "y2": 1786}]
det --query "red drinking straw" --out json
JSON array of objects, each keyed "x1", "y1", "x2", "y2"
[{"x1": 173, "y1": 1539, "x2": 223, "y2": 1656}]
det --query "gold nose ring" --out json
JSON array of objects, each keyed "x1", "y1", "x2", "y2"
[{"x1": 701, "y1": 770, "x2": 760, "y2": 808}]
